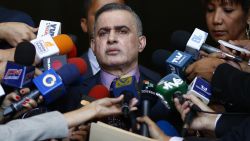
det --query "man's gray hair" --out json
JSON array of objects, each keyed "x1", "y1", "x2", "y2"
[{"x1": 93, "y1": 3, "x2": 143, "y2": 36}]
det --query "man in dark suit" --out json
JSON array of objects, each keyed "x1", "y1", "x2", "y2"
[
  {"x1": 79, "y1": 0, "x2": 125, "y2": 81},
  {"x1": 82, "y1": 2, "x2": 162, "y2": 94}
]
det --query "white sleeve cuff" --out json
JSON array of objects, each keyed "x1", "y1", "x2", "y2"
[
  {"x1": 169, "y1": 136, "x2": 184, "y2": 141},
  {"x1": 214, "y1": 114, "x2": 222, "y2": 128}
]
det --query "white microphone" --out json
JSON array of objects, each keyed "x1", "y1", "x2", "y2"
[
  {"x1": 31, "y1": 35, "x2": 59, "y2": 64},
  {"x1": 0, "y1": 84, "x2": 5, "y2": 97},
  {"x1": 188, "y1": 76, "x2": 212, "y2": 105},
  {"x1": 186, "y1": 28, "x2": 208, "y2": 60}
]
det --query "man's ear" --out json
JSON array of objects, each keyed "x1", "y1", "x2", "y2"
[
  {"x1": 80, "y1": 18, "x2": 88, "y2": 33},
  {"x1": 90, "y1": 38, "x2": 95, "y2": 53},
  {"x1": 138, "y1": 35, "x2": 146, "y2": 52}
]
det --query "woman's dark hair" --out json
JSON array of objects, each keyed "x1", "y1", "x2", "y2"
[{"x1": 202, "y1": 0, "x2": 250, "y2": 14}]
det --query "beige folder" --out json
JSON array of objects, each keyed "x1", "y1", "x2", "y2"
[{"x1": 89, "y1": 121, "x2": 157, "y2": 141}]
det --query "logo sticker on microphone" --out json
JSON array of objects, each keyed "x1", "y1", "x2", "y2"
[
  {"x1": 115, "y1": 77, "x2": 132, "y2": 88},
  {"x1": 42, "y1": 74, "x2": 56, "y2": 87},
  {"x1": 4, "y1": 69, "x2": 22, "y2": 80},
  {"x1": 158, "y1": 78, "x2": 183, "y2": 90}
]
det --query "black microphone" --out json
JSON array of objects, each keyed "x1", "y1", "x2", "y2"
[
  {"x1": 121, "y1": 90, "x2": 134, "y2": 118},
  {"x1": 2, "y1": 42, "x2": 36, "y2": 88},
  {"x1": 140, "y1": 80, "x2": 159, "y2": 137}
]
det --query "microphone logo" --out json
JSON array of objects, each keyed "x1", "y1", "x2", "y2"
[
  {"x1": 158, "y1": 78, "x2": 183, "y2": 90},
  {"x1": 171, "y1": 52, "x2": 183, "y2": 63},
  {"x1": 4, "y1": 69, "x2": 23, "y2": 80},
  {"x1": 45, "y1": 23, "x2": 57, "y2": 37},
  {"x1": 201, "y1": 85, "x2": 207, "y2": 91},
  {"x1": 115, "y1": 77, "x2": 132, "y2": 88},
  {"x1": 44, "y1": 41, "x2": 55, "y2": 48},
  {"x1": 191, "y1": 34, "x2": 203, "y2": 44},
  {"x1": 42, "y1": 74, "x2": 56, "y2": 87}
]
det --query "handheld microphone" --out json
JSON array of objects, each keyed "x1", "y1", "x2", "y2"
[
  {"x1": 188, "y1": 76, "x2": 212, "y2": 105},
  {"x1": 67, "y1": 44, "x2": 77, "y2": 58},
  {"x1": 3, "y1": 64, "x2": 81, "y2": 116},
  {"x1": 171, "y1": 29, "x2": 242, "y2": 62},
  {"x1": 156, "y1": 73, "x2": 188, "y2": 109},
  {"x1": 67, "y1": 57, "x2": 88, "y2": 75},
  {"x1": 166, "y1": 50, "x2": 193, "y2": 79},
  {"x1": 81, "y1": 85, "x2": 109, "y2": 106},
  {"x1": 2, "y1": 42, "x2": 36, "y2": 88},
  {"x1": 156, "y1": 120, "x2": 180, "y2": 137},
  {"x1": 110, "y1": 76, "x2": 139, "y2": 118},
  {"x1": 37, "y1": 20, "x2": 61, "y2": 38},
  {"x1": 151, "y1": 49, "x2": 172, "y2": 74},
  {"x1": 88, "y1": 84, "x2": 109, "y2": 99},
  {"x1": 43, "y1": 55, "x2": 67, "y2": 71},
  {"x1": 0, "y1": 84, "x2": 5, "y2": 97},
  {"x1": 140, "y1": 80, "x2": 159, "y2": 137},
  {"x1": 67, "y1": 34, "x2": 78, "y2": 58},
  {"x1": 31, "y1": 34, "x2": 74, "y2": 64}
]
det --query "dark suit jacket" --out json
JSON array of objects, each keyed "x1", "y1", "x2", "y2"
[
  {"x1": 80, "y1": 52, "x2": 94, "y2": 81},
  {"x1": 0, "y1": 6, "x2": 35, "y2": 49},
  {"x1": 211, "y1": 63, "x2": 250, "y2": 112},
  {"x1": 49, "y1": 65, "x2": 162, "y2": 113}
]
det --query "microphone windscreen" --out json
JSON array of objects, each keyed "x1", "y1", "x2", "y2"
[
  {"x1": 14, "y1": 41, "x2": 36, "y2": 66},
  {"x1": 53, "y1": 34, "x2": 74, "y2": 55},
  {"x1": 67, "y1": 44, "x2": 77, "y2": 58},
  {"x1": 67, "y1": 58, "x2": 87, "y2": 75},
  {"x1": 88, "y1": 85, "x2": 109, "y2": 99},
  {"x1": 152, "y1": 49, "x2": 171, "y2": 69},
  {"x1": 156, "y1": 120, "x2": 180, "y2": 137},
  {"x1": 56, "y1": 64, "x2": 80, "y2": 85},
  {"x1": 170, "y1": 30, "x2": 191, "y2": 51}
]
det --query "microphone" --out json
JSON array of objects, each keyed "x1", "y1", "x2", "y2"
[
  {"x1": 171, "y1": 29, "x2": 242, "y2": 62},
  {"x1": 0, "y1": 84, "x2": 5, "y2": 97},
  {"x1": 67, "y1": 57, "x2": 88, "y2": 75},
  {"x1": 88, "y1": 84, "x2": 109, "y2": 99},
  {"x1": 67, "y1": 44, "x2": 77, "y2": 58},
  {"x1": 43, "y1": 55, "x2": 67, "y2": 71},
  {"x1": 110, "y1": 76, "x2": 139, "y2": 118},
  {"x1": 80, "y1": 85, "x2": 110, "y2": 106},
  {"x1": 155, "y1": 73, "x2": 188, "y2": 109},
  {"x1": 2, "y1": 42, "x2": 36, "y2": 88},
  {"x1": 155, "y1": 73, "x2": 208, "y2": 136},
  {"x1": 151, "y1": 49, "x2": 172, "y2": 74},
  {"x1": 166, "y1": 50, "x2": 193, "y2": 79},
  {"x1": 156, "y1": 120, "x2": 180, "y2": 137},
  {"x1": 37, "y1": 20, "x2": 61, "y2": 38},
  {"x1": 188, "y1": 76, "x2": 212, "y2": 105},
  {"x1": 31, "y1": 34, "x2": 74, "y2": 64},
  {"x1": 3, "y1": 63, "x2": 81, "y2": 116},
  {"x1": 67, "y1": 34, "x2": 78, "y2": 58},
  {"x1": 140, "y1": 80, "x2": 159, "y2": 137}
]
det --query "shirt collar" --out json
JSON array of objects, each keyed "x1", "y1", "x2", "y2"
[
  {"x1": 100, "y1": 67, "x2": 140, "y2": 90},
  {"x1": 87, "y1": 48, "x2": 100, "y2": 75}
]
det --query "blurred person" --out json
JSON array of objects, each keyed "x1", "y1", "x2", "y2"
[
  {"x1": 0, "y1": 22, "x2": 37, "y2": 48},
  {"x1": 0, "y1": 6, "x2": 37, "y2": 49}
]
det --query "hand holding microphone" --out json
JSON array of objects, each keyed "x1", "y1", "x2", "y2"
[
  {"x1": 174, "y1": 94, "x2": 217, "y2": 132},
  {"x1": 0, "y1": 88, "x2": 43, "y2": 122},
  {"x1": 185, "y1": 57, "x2": 226, "y2": 81}
]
